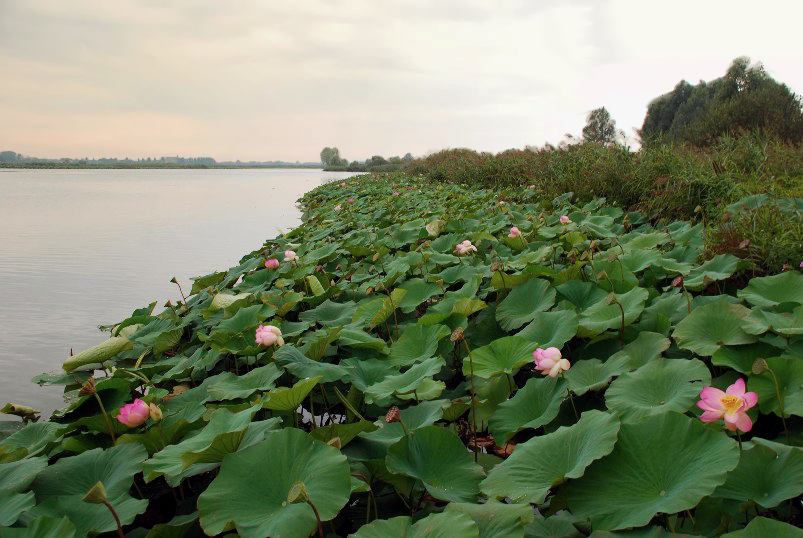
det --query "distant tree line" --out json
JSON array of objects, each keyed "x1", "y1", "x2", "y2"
[
  {"x1": 0, "y1": 152, "x2": 320, "y2": 169},
  {"x1": 320, "y1": 147, "x2": 414, "y2": 172}
]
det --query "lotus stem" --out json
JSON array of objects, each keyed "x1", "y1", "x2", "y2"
[
  {"x1": 765, "y1": 367, "x2": 789, "y2": 442},
  {"x1": 92, "y1": 393, "x2": 116, "y2": 443},
  {"x1": 305, "y1": 499, "x2": 324, "y2": 538},
  {"x1": 101, "y1": 500, "x2": 125, "y2": 538},
  {"x1": 462, "y1": 340, "x2": 479, "y2": 462}
]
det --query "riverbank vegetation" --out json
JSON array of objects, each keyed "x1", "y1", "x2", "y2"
[{"x1": 1, "y1": 173, "x2": 801, "y2": 536}]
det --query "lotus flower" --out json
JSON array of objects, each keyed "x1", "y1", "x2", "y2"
[
  {"x1": 559, "y1": 215, "x2": 571, "y2": 225},
  {"x1": 264, "y1": 258, "x2": 280, "y2": 270},
  {"x1": 116, "y1": 399, "x2": 149, "y2": 428},
  {"x1": 697, "y1": 378, "x2": 757, "y2": 433},
  {"x1": 393, "y1": 191, "x2": 400, "y2": 196},
  {"x1": 533, "y1": 347, "x2": 570, "y2": 377},
  {"x1": 255, "y1": 325, "x2": 284, "y2": 347},
  {"x1": 284, "y1": 250, "x2": 298, "y2": 262},
  {"x1": 508, "y1": 226, "x2": 522, "y2": 238},
  {"x1": 455, "y1": 240, "x2": 477, "y2": 255},
  {"x1": 347, "y1": 197, "x2": 355, "y2": 204},
  {"x1": 334, "y1": 204, "x2": 342, "y2": 211}
]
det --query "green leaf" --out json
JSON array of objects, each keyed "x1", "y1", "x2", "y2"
[
  {"x1": 299, "y1": 300, "x2": 357, "y2": 327},
  {"x1": 190, "y1": 271, "x2": 226, "y2": 295},
  {"x1": 198, "y1": 428, "x2": 351, "y2": 538},
  {"x1": 488, "y1": 376, "x2": 567, "y2": 444},
  {"x1": 397, "y1": 278, "x2": 441, "y2": 313},
  {"x1": 715, "y1": 438, "x2": 803, "y2": 508},
  {"x1": 515, "y1": 310, "x2": 578, "y2": 349},
  {"x1": 464, "y1": 336, "x2": 536, "y2": 379},
  {"x1": 0, "y1": 457, "x2": 46, "y2": 525},
  {"x1": 566, "y1": 412, "x2": 739, "y2": 531},
  {"x1": 355, "y1": 400, "x2": 447, "y2": 458},
  {"x1": 387, "y1": 324, "x2": 450, "y2": 367},
  {"x1": 577, "y1": 287, "x2": 649, "y2": 337},
  {"x1": 605, "y1": 359, "x2": 711, "y2": 422},
  {"x1": 738, "y1": 271, "x2": 803, "y2": 307},
  {"x1": 684, "y1": 254, "x2": 740, "y2": 291},
  {"x1": 564, "y1": 358, "x2": 625, "y2": 396},
  {"x1": 482, "y1": 410, "x2": 620, "y2": 504},
  {"x1": 672, "y1": 300, "x2": 757, "y2": 356},
  {"x1": 495, "y1": 278, "x2": 556, "y2": 331},
  {"x1": 386, "y1": 425, "x2": 485, "y2": 502},
  {"x1": 29, "y1": 444, "x2": 148, "y2": 537},
  {"x1": 274, "y1": 344, "x2": 348, "y2": 383},
  {"x1": 720, "y1": 516, "x2": 803, "y2": 537},
  {"x1": 445, "y1": 501, "x2": 534, "y2": 538},
  {"x1": 0, "y1": 422, "x2": 62, "y2": 462},
  {"x1": 349, "y1": 511, "x2": 480, "y2": 538},
  {"x1": 364, "y1": 357, "x2": 444, "y2": 403},
  {"x1": 712, "y1": 342, "x2": 784, "y2": 374},
  {"x1": 263, "y1": 376, "x2": 321, "y2": 411},
  {"x1": 205, "y1": 363, "x2": 282, "y2": 401},
  {"x1": 748, "y1": 356, "x2": 803, "y2": 417},
  {"x1": 0, "y1": 516, "x2": 77, "y2": 538}
]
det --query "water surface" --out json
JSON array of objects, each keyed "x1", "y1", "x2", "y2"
[{"x1": 0, "y1": 168, "x2": 356, "y2": 414}]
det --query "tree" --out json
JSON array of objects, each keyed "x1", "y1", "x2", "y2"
[
  {"x1": 320, "y1": 147, "x2": 343, "y2": 168},
  {"x1": 0, "y1": 151, "x2": 21, "y2": 163},
  {"x1": 582, "y1": 107, "x2": 618, "y2": 145}
]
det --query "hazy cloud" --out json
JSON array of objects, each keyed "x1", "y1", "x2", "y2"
[{"x1": 1, "y1": 0, "x2": 801, "y2": 161}]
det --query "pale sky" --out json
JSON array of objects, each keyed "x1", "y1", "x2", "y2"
[{"x1": 1, "y1": 0, "x2": 801, "y2": 162}]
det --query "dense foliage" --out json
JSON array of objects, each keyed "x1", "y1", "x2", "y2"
[{"x1": 1, "y1": 175, "x2": 802, "y2": 537}]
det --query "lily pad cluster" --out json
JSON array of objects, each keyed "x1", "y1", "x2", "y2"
[{"x1": 1, "y1": 175, "x2": 802, "y2": 537}]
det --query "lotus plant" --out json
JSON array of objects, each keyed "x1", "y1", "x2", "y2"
[
  {"x1": 265, "y1": 258, "x2": 280, "y2": 270},
  {"x1": 116, "y1": 399, "x2": 150, "y2": 428},
  {"x1": 455, "y1": 240, "x2": 477, "y2": 255},
  {"x1": 533, "y1": 347, "x2": 571, "y2": 377},
  {"x1": 284, "y1": 250, "x2": 299, "y2": 262},
  {"x1": 508, "y1": 226, "x2": 522, "y2": 238},
  {"x1": 697, "y1": 378, "x2": 757, "y2": 433},
  {"x1": 560, "y1": 215, "x2": 572, "y2": 225},
  {"x1": 256, "y1": 324, "x2": 284, "y2": 347}
]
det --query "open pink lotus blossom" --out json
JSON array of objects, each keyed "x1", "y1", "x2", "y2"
[
  {"x1": 264, "y1": 258, "x2": 280, "y2": 270},
  {"x1": 116, "y1": 399, "x2": 149, "y2": 428},
  {"x1": 533, "y1": 347, "x2": 570, "y2": 377},
  {"x1": 697, "y1": 378, "x2": 757, "y2": 432},
  {"x1": 334, "y1": 204, "x2": 342, "y2": 211},
  {"x1": 255, "y1": 325, "x2": 284, "y2": 347},
  {"x1": 508, "y1": 226, "x2": 522, "y2": 238},
  {"x1": 559, "y1": 215, "x2": 571, "y2": 225},
  {"x1": 455, "y1": 240, "x2": 477, "y2": 255},
  {"x1": 284, "y1": 250, "x2": 299, "y2": 262}
]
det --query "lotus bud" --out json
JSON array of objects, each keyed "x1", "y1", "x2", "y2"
[
  {"x1": 284, "y1": 250, "x2": 299, "y2": 262},
  {"x1": 751, "y1": 358, "x2": 768, "y2": 375},
  {"x1": 79, "y1": 376, "x2": 97, "y2": 396},
  {"x1": 255, "y1": 325, "x2": 284, "y2": 347},
  {"x1": 560, "y1": 215, "x2": 571, "y2": 225},
  {"x1": 82, "y1": 481, "x2": 108, "y2": 504},
  {"x1": 265, "y1": 258, "x2": 280, "y2": 270},
  {"x1": 287, "y1": 481, "x2": 310, "y2": 503},
  {"x1": 326, "y1": 437, "x2": 342, "y2": 449},
  {"x1": 385, "y1": 406, "x2": 401, "y2": 424},
  {"x1": 116, "y1": 399, "x2": 149, "y2": 428},
  {"x1": 148, "y1": 403, "x2": 163, "y2": 422},
  {"x1": 508, "y1": 226, "x2": 522, "y2": 238},
  {"x1": 450, "y1": 328, "x2": 465, "y2": 343}
]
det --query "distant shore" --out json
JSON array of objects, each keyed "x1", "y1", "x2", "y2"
[{"x1": 0, "y1": 163, "x2": 322, "y2": 170}]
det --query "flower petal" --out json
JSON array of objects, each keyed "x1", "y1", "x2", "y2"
[{"x1": 726, "y1": 378, "x2": 746, "y2": 396}]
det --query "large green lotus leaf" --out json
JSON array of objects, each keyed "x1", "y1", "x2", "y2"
[
  {"x1": 342, "y1": 358, "x2": 398, "y2": 392},
  {"x1": 742, "y1": 306, "x2": 803, "y2": 336},
  {"x1": 263, "y1": 376, "x2": 321, "y2": 411},
  {"x1": 387, "y1": 324, "x2": 451, "y2": 367},
  {"x1": 748, "y1": 356, "x2": 803, "y2": 417},
  {"x1": 604, "y1": 331, "x2": 671, "y2": 371},
  {"x1": 299, "y1": 299, "x2": 357, "y2": 327},
  {"x1": 0, "y1": 516, "x2": 77, "y2": 538},
  {"x1": 720, "y1": 516, "x2": 803, "y2": 537},
  {"x1": 354, "y1": 400, "x2": 448, "y2": 458},
  {"x1": 577, "y1": 287, "x2": 649, "y2": 337},
  {"x1": 386, "y1": 425, "x2": 484, "y2": 502},
  {"x1": 29, "y1": 443, "x2": 149, "y2": 537},
  {"x1": 715, "y1": 438, "x2": 803, "y2": 508},
  {"x1": 672, "y1": 300, "x2": 756, "y2": 356},
  {"x1": 618, "y1": 248, "x2": 661, "y2": 273},
  {"x1": 0, "y1": 457, "x2": 46, "y2": 525},
  {"x1": 337, "y1": 328, "x2": 389, "y2": 353},
  {"x1": 495, "y1": 278, "x2": 556, "y2": 331},
  {"x1": 300, "y1": 326, "x2": 342, "y2": 361},
  {"x1": 683, "y1": 254, "x2": 740, "y2": 291},
  {"x1": 738, "y1": 271, "x2": 803, "y2": 307},
  {"x1": 198, "y1": 428, "x2": 351, "y2": 538},
  {"x1": 564, "y1": 358, "x2": 626, "y2": 396},
  {"x1": 556, "y1": 281, "x2": 608, "y2": 310},
  {"x1": 397, "y1": 278, "x2": 442, "y2": 313},
  {"x1": 0, "y1": 422, "x2": 62, "y2": 463},
  {"x1": 515, "y1": 310, "x2": 578, "y2": 349},
  {"x1": 712, "y1": 342, "x2": 784, "y2": 374},
  {"x1": 482, "y1": 410, "x2": 619, "y2": 504},
  {"x1": 143, "y1": 405, "x2": 259, "y2": 484},
  {"x1": 523, "y1": 512, "x2": 581, "y2": 538},
  {"x1": 310, "y1": 420, "x2": 377, "y2": 447},
  {"x1": 605, "y1": 359, "x2": 710, "y2": 422},
  {"x1": 464, "y1": 336, "x2": 536, "y2": 379},
  {"x1": 488, "y1": 376, "x2": 567, "y2": 444},
  {"x1": 445, "y1": 501, "x2": 534, "y2": 538},
  {"x1": 364, "y1": 357, "x2": 444, "y2": 403},
  {"x1": 205, "y1": 363, "x2": 282, "y2": 401},
  {"x1": 566, "y1": 412, "x2": 739, "y2": 531},
  {"x1": 162, "y1": 385, "x2": 208, "y2": 427},
  {"x1": 274, "y1": 344, "x2": 349, "y2": 383},
  {"x1": 349, "y1": 511, "x2": 479, "y2": 538}
]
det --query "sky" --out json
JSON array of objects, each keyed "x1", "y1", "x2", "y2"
[{"x1": 1, "y1": 0, "x2": 801, "y2": 162}]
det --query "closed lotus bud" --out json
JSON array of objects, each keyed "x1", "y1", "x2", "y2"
[
  {"x1": 327, "y1": 437, "x2": 342, "y2": 449},
  {"x1": 450, "y1": 328, "x2": 465, "y2": 343},
  {"x1": 79, "y1": 376, "x2": 97, "y2": 396},
  {"x1": 596, "y1": 270, "x2": 608, "y2": 281},
  {"x1": 287, "y1": 481, "x2": 310, "y2": 503},
  {"x1": 752, "y1": 358, "x2": 768, "y2": 375},
  {"x1": 385, "y1": 406, "x2": 401, "y2": 423},
  {"x1": 490, "y1": 262, "x2": 501, "y2": 273},
  {"x1": 82, "y1": 481, "x2": 108, "y2": 504},
  {"x1": 148, "y1": 403, "x2": 163, "y2": 422},
  {"x1": 672, "y1": 276, "x2": 684, "y2": 288}
]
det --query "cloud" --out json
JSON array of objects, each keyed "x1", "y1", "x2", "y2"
[{"x1": 0, "y1": 0, "x2": 801, "y2": 160}]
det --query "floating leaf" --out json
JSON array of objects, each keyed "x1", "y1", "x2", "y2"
[
  {"x1": 515, "y1": 310, "x2": 578, "y2": 349},
  {"x1": 205, "y1": 363, "x2": 282, "y2": 401},
  {"x1": 445, "y1": 501, "x2": 534, "y2": 538},
  {"x1": 495, "y1": 278, "x2": 556, "y2": 331},
  {"x1": 738, "y1": 271, "x2": 803, "y2": 307},
  {"x1": 464, "y1": 336, "x2": 536, "y2": 379},
  {"x1": 489, "y1": 376, "x2": 567, "y2": 444},
  {"x1": 349, "y1": 511, "x2": 479, "y2": 538},
  {"x1": 387, "y1": 324, "x2": 450, "y2": 367},
  {"x1": 364, "y1": 357, "x2": 444, "y2": 403},
  {"x1": 672, "y1": 300, "x2": 757, "y2": 356}
]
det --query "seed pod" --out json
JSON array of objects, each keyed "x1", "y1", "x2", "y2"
[{"x1": 385, "y1": 406, "x2": 401, "y2": 424}]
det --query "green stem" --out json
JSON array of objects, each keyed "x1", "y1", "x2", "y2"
[
  {"x1": 101, "y1": 500, "x2": 125, "y2": 538},
  {"x1": 766, "y1": 368, "x2": 789, "y2": 442},
  {"x1": 462, "y1": 340, "x2": 479, "y2": 462},
  {"x1": 92, "y1": 393, "x2": 116, "y2": 443},
  {"x1": 305, "y1": 499, "x2": 324, "y2": 538}
]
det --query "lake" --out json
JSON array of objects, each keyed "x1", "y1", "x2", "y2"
[{"x1": 0, "y1": 168, "x2": 357, "y2": 415}]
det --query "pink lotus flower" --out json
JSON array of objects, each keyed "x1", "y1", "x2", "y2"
[
  {"x1": 334, "y1": 204, "x2": 342, "y2": 211},
  {"x1": 697, "y1": 378, "x2": 757, "y2": 432},
  {"x1": 559, "y1": 215, "x2": 571, "y2": 225},
  {"x1": 533, "y1": 347, "x2": 570, "y2": 377},
  {"x1": 347, "y1": 197, "x2": 355, "y2": 204},
  {"x1": 264, "y1": 258, "x2": 280, "y2": 270},
  {"x1": 255, "y1": 325, "x2": 284, "y2": 347},
  {"x1": 284, "y1": 250, "x2": 298, "y2": 262},
  {"x1": 508, "y1": 226, "x2": 522, "y2": 238},
  {"x1": 392, "y1": 191, "x2": 400, "y2": 196},
  {"x1": 116, "y1": 399, "x2": 149, "y2": 428},
  {"x1": 455, "y1": 240, "x2": 477, "y2": 256}
]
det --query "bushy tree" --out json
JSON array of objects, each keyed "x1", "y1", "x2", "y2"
[
  {"x1": 582, "y1": 107, "x2": 619, "y2": 145},
  {"x1": 320, "y1": 147, "x2": 347, "y2": 168}
]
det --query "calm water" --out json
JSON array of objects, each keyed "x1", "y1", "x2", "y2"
[{"x1": 0, "y1": 168, "x2": 356, "y2": 415}]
